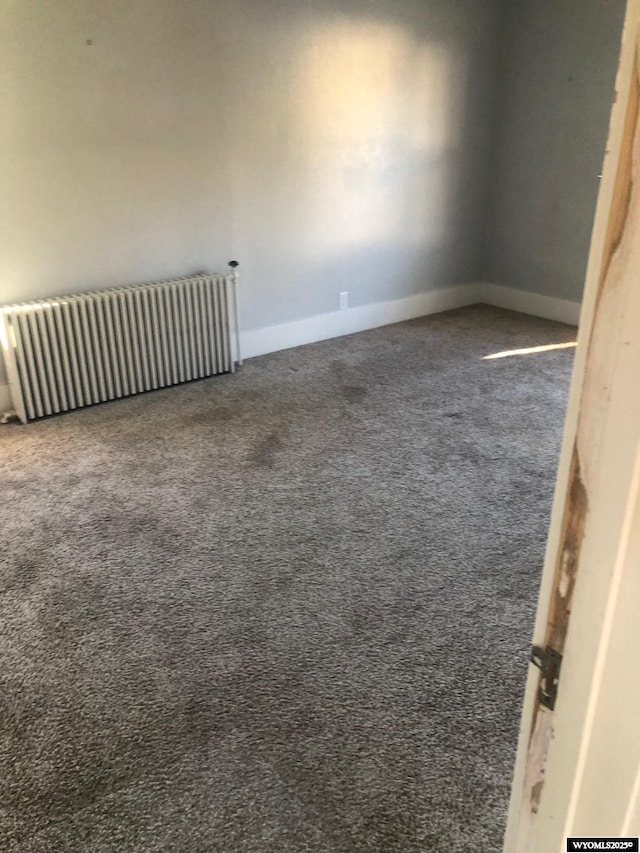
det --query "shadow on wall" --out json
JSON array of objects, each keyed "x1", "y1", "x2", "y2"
[{"x1": 482, "y1": 0, "x2": 626, "y2": 303}]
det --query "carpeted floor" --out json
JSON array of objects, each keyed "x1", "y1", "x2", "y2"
[{"x1": 0, "y1": 305, "x2": 576, "y2": 852}]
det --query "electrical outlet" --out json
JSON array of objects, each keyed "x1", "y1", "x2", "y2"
[{"x1": 339, "y1": 292, "x2": 349, "y2": 310}]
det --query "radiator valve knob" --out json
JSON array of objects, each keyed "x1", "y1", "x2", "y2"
[{"x1": 228, "y1": 260, "x2": 239, "y2": 268}]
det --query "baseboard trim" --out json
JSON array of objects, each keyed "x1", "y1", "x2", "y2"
[
  {"x1": 241, "y1": 284, "x2": 479, "y2": 360},
  {"x1": 479, "y1": 283, "x2": 581, "y2": 326}
]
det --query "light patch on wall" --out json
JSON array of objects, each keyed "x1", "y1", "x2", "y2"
[
  {"x1": 299, "y1": 18, "x2": 412, "y2": 144},
  {"x1": 483, "y1": 342, "x2": 577, "y2": 360},
  {"x1": 408, "y1": 42, "x2": 466, "y2": 154},
  {"x1": 291, "y1": 17, "x2": 457, "y2": 255}
]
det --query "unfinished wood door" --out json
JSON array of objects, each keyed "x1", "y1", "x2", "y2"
[{"x1": 504, "y1": 1, "x2": 640, "y2": 850}]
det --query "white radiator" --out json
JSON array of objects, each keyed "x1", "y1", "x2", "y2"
[{"x1": 0, "y1": 265, "x2": 241, "y2": 423}]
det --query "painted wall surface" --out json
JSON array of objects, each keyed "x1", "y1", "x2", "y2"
[
  {"x1": 483, "y1": 0, "x2": 626, "y2": 303},
  {"x1": 0, "y1": 0, "x2": 502, "y2": 385}
]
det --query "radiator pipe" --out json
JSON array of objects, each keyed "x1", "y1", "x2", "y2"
[{"x1": 228, "y1": 261, "x2": 242, "y2": 366}]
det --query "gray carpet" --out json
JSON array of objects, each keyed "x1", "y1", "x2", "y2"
[{"x1": 0, "y1": 305, "x2": 576, "y2": 852}]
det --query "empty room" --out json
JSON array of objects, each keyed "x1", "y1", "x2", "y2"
[{"x1": 1, "y1": 1, "x2": 633, "y2": 851}]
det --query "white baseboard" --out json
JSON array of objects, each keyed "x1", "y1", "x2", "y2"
[
  {"x1": 479, "y1": 283, "x2": 581, "y2": 326},
  {"x1": 241, "y1": 283, "x2": 479, "y2": 360},
  {"x1": 241, "y1": 283, "x2": 580, "y2": 362}
]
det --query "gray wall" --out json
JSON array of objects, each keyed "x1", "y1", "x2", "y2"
[
  {"x1": 0, "y1": 0, "x2": 503, "y2": 384},
  {"x1": 483, "y1": 0, "x2": 626, "y2": 303}
]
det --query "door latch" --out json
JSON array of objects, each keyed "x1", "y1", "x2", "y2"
[{"x1": 530, "y1": 644, "x2": 562, "y2": 711}]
